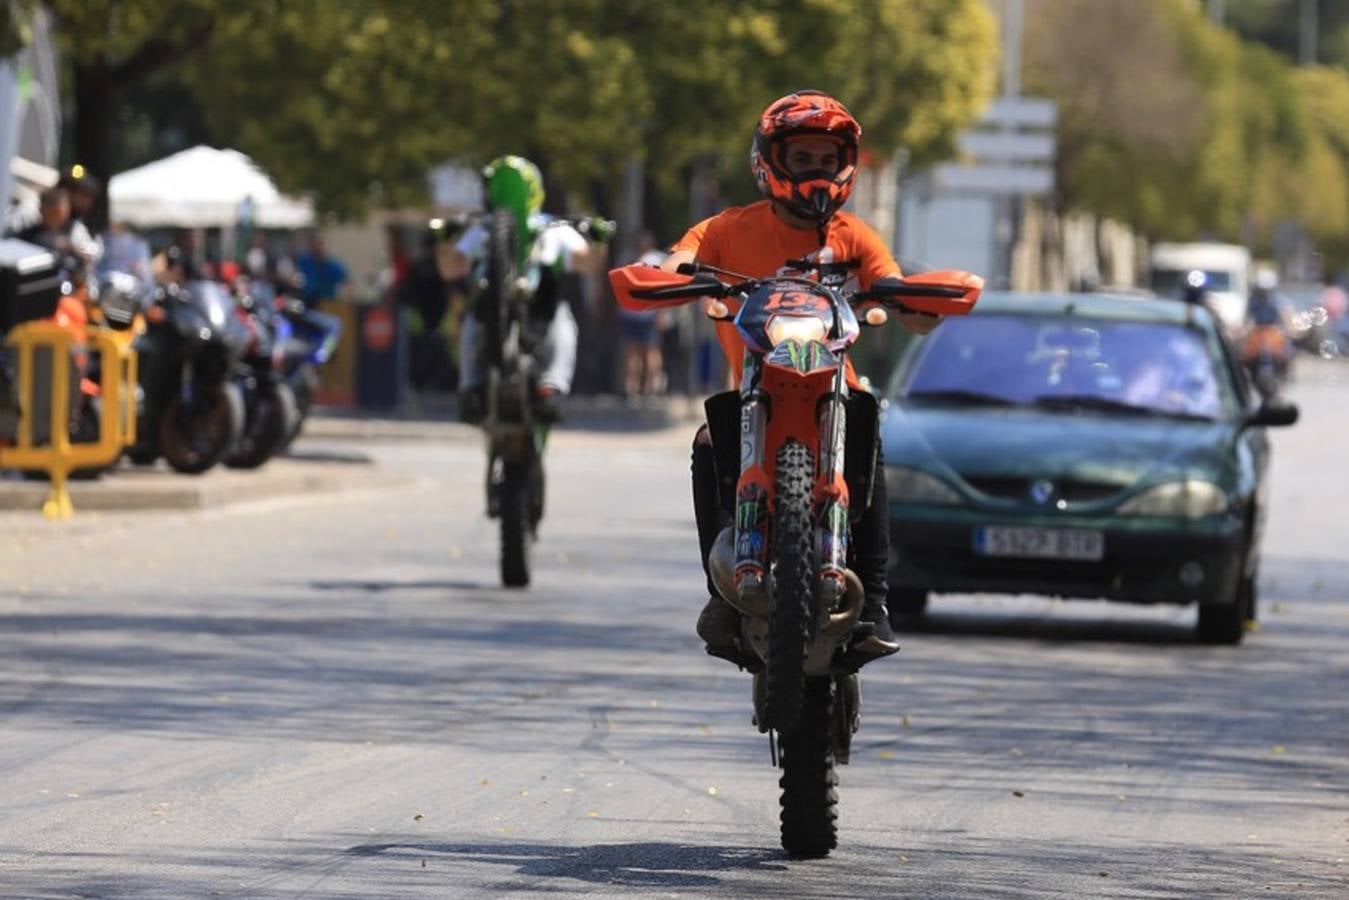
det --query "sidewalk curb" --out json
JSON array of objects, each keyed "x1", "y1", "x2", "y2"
[
  {"x1": 0, "y1": 457, "x2": 405, "y2": 513},
  {"x1": 304, "y1": 395, "x2": 704, "y2": 442}
]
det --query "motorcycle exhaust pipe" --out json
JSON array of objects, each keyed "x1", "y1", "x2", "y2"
[
  {"x1": 821, "y1": 569, "x2": 865, "y2": 639},
  {"x1": 710, "y1": 525, "x2": 865, "y2": 635},
  {"x1": 709, "y1": 526, "x2": 771, "y2": 621}
]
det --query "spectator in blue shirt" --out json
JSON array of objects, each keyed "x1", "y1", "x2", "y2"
[{"x1": 295, "y1": 233, "x2": 348, "y2": 304}]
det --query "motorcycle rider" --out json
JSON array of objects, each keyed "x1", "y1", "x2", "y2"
[
  {"x1": 454, "y1": 156, "x2": 587, "y2": 425},
  {"x1": 661, "y1": 89, "x2": 944, "y2": 668},
  {"x1": 1242, "y1": 269, "x2": 1292, "y2": 385}
]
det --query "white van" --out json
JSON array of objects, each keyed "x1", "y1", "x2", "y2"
[{"x1": 1149, "y1": 242, "x2": 1251, "y2": 335}]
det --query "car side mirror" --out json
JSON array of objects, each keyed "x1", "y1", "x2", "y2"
[{"x1": 1244, "y1": 402, "x2": 1299, "y2": 429}]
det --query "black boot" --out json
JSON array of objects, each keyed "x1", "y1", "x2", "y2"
[
  {"x1": 696, "y1": 594, "x2": 762, "y2": 672},
  {"x1": 837, "y1": 448, "x2": 900, "y2": 670}
]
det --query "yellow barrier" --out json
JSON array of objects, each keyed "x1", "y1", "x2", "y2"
[{"x1": 0, "y1": 322, "x2": 137, "y2": 518}]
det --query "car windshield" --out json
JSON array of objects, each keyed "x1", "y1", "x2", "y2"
[
  {"x1": 899, "y1": 314, "x2": 1232, "y2": 420},
  {"x1": 1151, "y1": 268, "x2": 1233, "y2": 296}
]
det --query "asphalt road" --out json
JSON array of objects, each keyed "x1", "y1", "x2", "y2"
[{"x1": 0, "y1": 366, "x2": 1346, "y2": 899}]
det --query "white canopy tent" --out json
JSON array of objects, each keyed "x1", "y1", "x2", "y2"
[{"x1": 109, "y1": 145, "x2": 314, "y2": 229}]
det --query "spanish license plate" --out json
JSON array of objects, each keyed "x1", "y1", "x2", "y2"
[{"x1": 974, "y1": 526, "x2": 1105, "y2": 561}]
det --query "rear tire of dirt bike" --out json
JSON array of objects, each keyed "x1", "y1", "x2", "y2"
[
  {"x1": 764, "y1": 440, "x2": 815, "y2": 734},
  {"x1": 500, "y1": 461, "x2": 532, "y2": 588},
  {"x1": 483, "y1": 209, "x2": 518, "y2": 371},
  {"x1": 225, "y1": 382, "x2": 298, "y2": 470},
  {"x1": 779, "y1": 675, "x2": 839, "y2": 858},
  {"x1": 160, "y1": 383, "x2": 245, "y2": 475}
]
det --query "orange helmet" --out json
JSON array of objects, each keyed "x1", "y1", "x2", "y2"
[{"x1": 751, "y1": 90, "x2": 861, "y2": 225}]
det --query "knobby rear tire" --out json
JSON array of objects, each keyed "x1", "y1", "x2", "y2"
[
  {"x1": 500, "y1": 461, "x2": 531, "y2": 588},
  {"x1": 779, "y1": 675, "x2": 839, "y2": 858}
]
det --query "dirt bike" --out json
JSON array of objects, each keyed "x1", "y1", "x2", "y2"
[
  {"x1": 1240, "y1": 324, "x2": 1290, "y2": 402},
  {"x1": 609, "y1": 259, "x2": 981, "y2": 858},
  {"x1": 473, "y1": 209, "x2": 612, "y2": 587}
]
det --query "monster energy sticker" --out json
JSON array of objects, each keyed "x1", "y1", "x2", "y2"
[
  {"x1": 818, "y1": 501, "x2": 850, "y2": 575},
  {"x1": 735, "y1": 483, "x2": 769, "y2": 570}
]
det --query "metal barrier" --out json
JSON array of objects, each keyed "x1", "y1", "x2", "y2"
[{"x1": 0, "y1": 321, "x2": 137, "y2": 518}]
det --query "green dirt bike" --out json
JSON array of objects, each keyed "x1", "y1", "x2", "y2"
[{"x1": 473, "y1": 209, "x2": 612, "y2": 587}]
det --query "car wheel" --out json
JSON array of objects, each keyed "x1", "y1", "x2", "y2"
[
  {"x1": 887, "y1": 587, "x2": 928, "y2": 627},
  {"x1": 1243, "y1": 569, "x2": 1259, "y2": 624},
  {"x1": 1197, "y1": 574, "x2": 1253, "y2": 645}
]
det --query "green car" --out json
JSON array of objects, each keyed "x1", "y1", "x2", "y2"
[{"x1": 880, "y1": 292, "x2": 1299, "y2": 644}]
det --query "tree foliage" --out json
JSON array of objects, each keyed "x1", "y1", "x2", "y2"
[
  {"x1": 1026, "y1": 0, "x2": 1349, "y2": 267},
  {"x1": 37, "y1": 0, "x2": 997, "y2": 226}
]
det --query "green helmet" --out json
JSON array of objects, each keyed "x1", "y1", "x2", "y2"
[{"x1": 483, "y1": 155, "x2": 544, "y2": 236}]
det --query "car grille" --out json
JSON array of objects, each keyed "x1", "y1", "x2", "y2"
[{"x1": 963, "y1": 476, "x2": 1122, "y2": 503}]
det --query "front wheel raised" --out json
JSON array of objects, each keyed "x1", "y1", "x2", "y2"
[
  {"x1": 499, "y1": 461, "x2": 532, "y2": 588},
  {"x1": 764, "y1": 440, "x2": 815, "y2": 733},
  {"x1": 779, "y1": 676, "x2": 839, "y2": 858}
]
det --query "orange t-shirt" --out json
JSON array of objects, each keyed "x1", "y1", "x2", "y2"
[{"x1": 671, "y1": 200, "x2": 901, "y2": 386}]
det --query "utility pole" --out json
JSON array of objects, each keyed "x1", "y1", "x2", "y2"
[
  {"x1": 1300, "y1": 0, "x2": 1318, "y2": 66},
  {"x1": 1001, "y1": 0, "x2": 1023, "y2": 97},
  {"x1": 1207, "y1": 0, "x2": 1225, "y2": 25},
  {"x1": 0, "y1": 60, "x2": 18, "y2": 216}
]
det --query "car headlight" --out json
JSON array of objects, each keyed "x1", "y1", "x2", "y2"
[
  {"x1": 887, "y1": 465, "x2": 964, "y2": 506},
  {"x1": 1117, "y1": 480, "x2": 1229, "y2": 517},
  {"x1": 765, "y1": 315, "x2": 828, "y2": 347}
]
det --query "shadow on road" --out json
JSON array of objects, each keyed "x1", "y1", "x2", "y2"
[
  {"x1": 893, "y1": 608, "x2": 1198, "y2": 645},
  {"x1": 349, "y1": 839, "x2": 785, "y2": 887},
  {"x1": 310, "y1": 579, "x2": 487, "y2": 593},
  {"x1": 4, "y1": 833, "x2": 1344, "y2": 899}
]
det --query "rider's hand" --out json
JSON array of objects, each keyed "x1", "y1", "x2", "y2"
[{"x1": 580, "y1": 217, "x2": 617, "y2": 242}]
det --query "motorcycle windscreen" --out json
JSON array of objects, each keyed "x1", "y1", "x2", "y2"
[{"x1": 185, "y1": 281, "x2": 237, "y2": 332}]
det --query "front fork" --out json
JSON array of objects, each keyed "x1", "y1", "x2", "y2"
[{"x1": 731, "y1": 357, "x2": 852, "y2": 620}]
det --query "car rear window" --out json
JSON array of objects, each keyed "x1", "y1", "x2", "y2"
[{"x1": 898, "y1": 314, "x2": 1234, "y2": 420}]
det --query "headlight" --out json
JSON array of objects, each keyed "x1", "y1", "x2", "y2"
[
  {"x1": 1117, "y1": 480, "x2": 1228, "y2": 517},
  {"x1": 887, "y1": 466, "x2": 964, "y2": 506},
  {"x1": 765, "y1": 315, "x2": 828, "y2": 347}
]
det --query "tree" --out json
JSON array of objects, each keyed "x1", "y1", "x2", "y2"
[
  {"x1": 43, "y1": 0, "x2": 998, "y2": 226},
  {"x1": 40, "y1": 0, "x2": 276, "y2": 229}
]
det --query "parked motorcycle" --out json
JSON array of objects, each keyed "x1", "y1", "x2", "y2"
[
  {"x1": 221, "y1": 281, "x2": 298, "y2": 469},
  {"x1": 271, "y1": 289, "x2": 342, "y2": 451},
  {"x1": 0, "y1": 238, "x2": 63, "y2": 445},
  {"x1": 127, "y1": 279, "x2": 246, "y2": 474},
  {"x1": 609, "y1": 259, "x2": 981, "y2": 857}
]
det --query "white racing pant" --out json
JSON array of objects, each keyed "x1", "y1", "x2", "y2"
[{"x1": 459, "y1": 301, "x2": 578, "y2": 395}]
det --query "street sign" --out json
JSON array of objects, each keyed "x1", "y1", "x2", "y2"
[{"x1": 932, "y1": 163, "x2": 1053, "y2": 195}]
